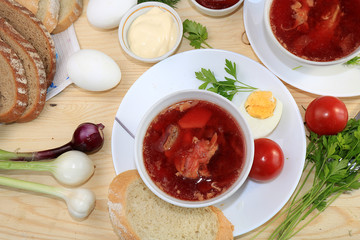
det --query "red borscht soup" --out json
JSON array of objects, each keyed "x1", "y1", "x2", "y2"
[
  {"x1": 195, "y1": 0, "x2": 240, "y2": 9},
  {"x1": 143, "y1": 100, "x2": 246, "y2": 201},
  {"x1": 269, "y1": 0, "x2": 360, "y2": 62}
]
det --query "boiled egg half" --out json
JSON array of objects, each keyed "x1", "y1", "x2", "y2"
[{"x1": 239, "y1": 90, "x2": 283, "y2": 139}]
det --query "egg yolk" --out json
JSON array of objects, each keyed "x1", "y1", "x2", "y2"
[{"x1": 245, "y1": 91, "x2": 276, "y2": 119}]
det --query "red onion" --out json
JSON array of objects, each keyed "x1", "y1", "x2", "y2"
[{"x1": 0, "y1": 123, "x2": 105, "y2": 161}]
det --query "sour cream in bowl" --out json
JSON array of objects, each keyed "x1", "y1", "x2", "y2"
[{"x1": 118, "y1": 2, "x2": 183, "y2": 63}]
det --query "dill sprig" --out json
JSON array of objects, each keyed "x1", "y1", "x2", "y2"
[{"x1": 345, "y1": 56, "x2": 360, "y2": 66}]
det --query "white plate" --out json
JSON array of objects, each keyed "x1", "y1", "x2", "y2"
[
  {"x1": 111, "y1": 49, "x2": 306, "y2": 236},
  {"x1": 243, "y1": 0, "x2": 360, "y2": 97}
]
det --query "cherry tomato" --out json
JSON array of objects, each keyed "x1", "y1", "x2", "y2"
[
  {"x1": 249, "y1": 138, "x2": 284, "y2": 182},
  {"x1": 305, "y1": 96, "x2": 348, "y2": 136}
]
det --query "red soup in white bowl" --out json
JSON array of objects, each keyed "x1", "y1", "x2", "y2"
[
  {"x1": 264, "y1": 0, "x2": 360, "y2": 66},
  {"x1": 134, "y1": 90, "x2": 254, "y2": 208}
]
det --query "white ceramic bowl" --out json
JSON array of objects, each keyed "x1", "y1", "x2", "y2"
[
  {"x1": 264, "y1": 0, "x2": 360, "y2": 66},
  {"x1": 118, "y1": 2, "x2": 183, "y2": 63},
  {"x1": 134, "y1": 90, "x2": 254, "y2": 208},
  {"x1": 190, "y1": 0, "x2": 243, "y2": 17}
]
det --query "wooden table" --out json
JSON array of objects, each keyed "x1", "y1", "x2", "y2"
[{"x1": 0, "y1": 0, "x2": 359, "y2": 239}]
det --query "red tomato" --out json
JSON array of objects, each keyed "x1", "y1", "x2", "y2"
[
  {"x1": 178, "y1": 107, "x2": 212, "y2": 129},
  {"x1": 305, "y1": 96, "x2": 348, "y2": 135},
  {"x1": 249, "y1": 138, "x2": 284, "y2": 182}
]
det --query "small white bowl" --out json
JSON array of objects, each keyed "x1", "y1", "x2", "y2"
[
  {"x1": 190, "y1": 0, "x2": 243, "y2": 17},
  {"x1": 118, "y1": 2, "x2": 183, "y2": 63},
  {"x1": 264, "y1": 0, "x2": 360, "y2": 66},
  {"x1": 134, "y1": 90, "x2": 254, "y2": 208}
]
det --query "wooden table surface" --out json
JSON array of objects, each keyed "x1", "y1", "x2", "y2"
[{"x1": 0, "y1": 0, "x2": 359, "y2": 239}]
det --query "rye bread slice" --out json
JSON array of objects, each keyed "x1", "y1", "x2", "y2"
[
  {"x1": 52, "y1": 0, "x2": 82, "y2": 34},
  {"x1": 37, "y1": 0, "x2": 60, "y2": 33},
  {"x1": 0, "y1": 17, "x2": 47, "y2": 122},
  {"x1": 0, "y1": 0, "x2": 56, "y2": 87},
  {"x1": 14, "y1": 0, "x2": 39, "y2": 15},
  {"x1": 0, "y1": 38, "x2": 28, "y2": 123}
]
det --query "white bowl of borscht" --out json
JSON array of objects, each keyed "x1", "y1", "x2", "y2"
[
  {"x1": 190, "y1": 0, "x2": 243, "y2": 17},
  {"x1": 264, "y1": 0, "x2": 360, "y2": 66},
  {"x1": 134, "y1": 89, "x2": 254, "y2": 208}
]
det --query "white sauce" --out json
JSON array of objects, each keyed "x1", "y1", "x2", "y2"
[{"x1": 128, "y1": 7, "x2": 178, "y2": 59}]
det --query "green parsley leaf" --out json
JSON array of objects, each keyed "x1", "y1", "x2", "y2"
[
  {"x1": 183, "y1": 19, "x2": 213, "y2": 49},
  {"x1": 195, "y1": 59, "x2": 257, "y2": 101}
]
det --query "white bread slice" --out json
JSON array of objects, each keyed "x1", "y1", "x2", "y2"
[
  {"x1": 0, "y1": 37, "x2": 28, "y2": 123},
  {"x1": 36, "y1": 0, "x2": 60, "y2": 33},
  {"x1": 0, "y1": 17, "x2": 47, "y2": 122},
  {"x1": 52, "y1": 0, "x2": 82, "y2": 34},
  {"x1": 108, "y1": 170, "x2": 234, "y2": 240},
  {"x1": 0, "y1": 0, "x2": 56, "y2": 87},
  {"x1": 14, "y1": 0, "x2": 39, "y2": 15}
]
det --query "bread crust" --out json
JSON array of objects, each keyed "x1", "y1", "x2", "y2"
[
  {"x1": 0, "y1": 17, "x2": 47, "y2": 122},
  {"x1": 108, "y1": 170, "x2": 234, "y2": 240},
  {"x1": 14, "y1": 0, "x2": 39, "y2": 14},
  {"x1": 52, "y1": 0, "x2": 83, "y2": 34},
  {"x1": 37, "y1": 0, "x2": 60, "y2": 33},
  {"x1": 108, "y1": 170, "x2": 140, "y2": 240},
  {"x1": 0, "y1": 38, "x2": 28, "y2": 123},
  {"x1": 0, "y1": 0, "x2": 56, "y2": 87},
  {"x1": 209, "y1": 206, "x2": 235, "y2": 240}
]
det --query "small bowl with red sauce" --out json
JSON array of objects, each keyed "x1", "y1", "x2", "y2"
[
  {"x1": 190, "y1": 0, "x2": 243, "y2": 17},
  {"x1": 264, "y1": 0, "x2": 360, "y2": 66},
  {"x1": 134, "y1": 89, "x2": 254, "y2": 208}
]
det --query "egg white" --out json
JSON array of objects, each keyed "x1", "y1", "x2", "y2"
[
  {"x1": 239, "y1": 97, "x2": 283, "y2": 139},
  {"x1": 67, "y1": 49, "x2": 121, "y2": 91},
  {"x1": 87, "y1": 0, "x2": 137, "y2": 29}
]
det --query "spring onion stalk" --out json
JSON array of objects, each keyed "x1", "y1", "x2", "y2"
[
  {"x1": 0, "y1": 123, "x2": 105, "y2": 161},
  {"x1": 0, "y1": 176, "x2": 96, "y2": 220},
  {"x1": 0, "y1": 151, "x2": 95, "y2": 186}
]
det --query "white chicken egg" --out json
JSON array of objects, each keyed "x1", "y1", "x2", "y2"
[
  {"x1": 87, "y1": 0, "x2": 137, "y2": 29},
  {"x1": 239, "y1": 91, "x2": 283, "y2": 139},
  {"x1": 67, "y1": 49, "x2": 121, "y2": 91}
]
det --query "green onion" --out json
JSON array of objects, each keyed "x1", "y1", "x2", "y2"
[{"x1": 0, "y1": 176, "x2": 96, "y2": 220}]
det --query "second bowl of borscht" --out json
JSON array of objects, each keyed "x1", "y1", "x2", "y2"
[
  {"x1": 134, "y1": 89, "x2": 254, "y2": 208},
  {"x1": 264, "y1": 0, "x2": 360, "y2": 66}
]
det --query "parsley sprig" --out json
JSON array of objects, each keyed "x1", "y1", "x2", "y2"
[
  {"x1": 137, "y1": 0, "x2": 180, "y2": 8},
  {"x1": 251, "y1": 118, "x2": 360, "y2": 240},
  {"x1": 345, "y1": 55, "x2": 360, "y2": 66},
  {"x1": 183, "y1": 19, "x2": 213, "y2": 49},
  {"x1": 196, "y1": 59, "x2": 257, "y2": 100}
]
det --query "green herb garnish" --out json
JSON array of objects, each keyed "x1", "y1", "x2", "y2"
[
  {"x1": 183, "y1": 19, "x2": 213, "y2": 49},
  {"x1": 196, "y1": 59, "x2": 257, "y2": 100},
  {"x1": 292, "y1": 65, "x2": 303, "y2": 70},
  {"x1": 251, "y1": 118, "x2": 360, "y2": 240},
  {"x1": 345, "y1": 56, "x2": 360, "y2": 66},
  {"x1": 137, "y1": 0, "x2": 180, "y2": 8}
]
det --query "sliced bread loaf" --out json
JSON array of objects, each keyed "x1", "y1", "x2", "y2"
[
  {"x1": 14, "y1": 0, "x2": 39, "y2": 15},
  {"x1": 108, "y1": 170, "x2": 234, "y2": 240},
  {"x1": 0, "y1": 37, "x2": 28, "y2": 123},
  {"x1": 0, "y1": 0, "x2": 56, "y2": 87},
  {"x1": 36, "y1": 0, "x2": 60, "y2": 33},
  {"x1": 52, "y1": 0, "x2": 82, "y2": 34},
  {"x1": 0, "y1": 17, "x2": 47, "y2": 122}
]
